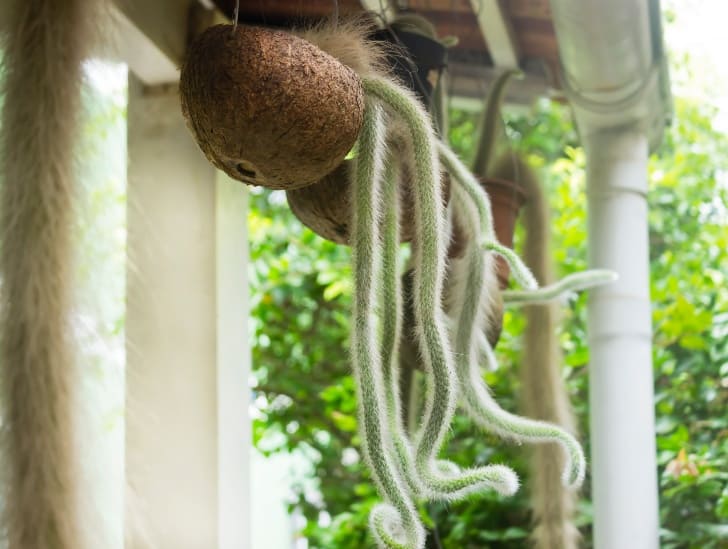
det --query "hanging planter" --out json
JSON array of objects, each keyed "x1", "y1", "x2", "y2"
[
  {"x1": 371, "y1": 23, "x2": 448, "y2": 105},
  {"x1": 286, "y1": 159, "x2": 451, "y2": 244},
  {"x1": 288, "y1": 14, "x2": 451, "y2": 244},
  {"x1": 180, "y1": 21, "x2": 612, "y2": 549},
  {"x1": 480, "y1": 176, "x2": 528, "y2": 288},
  {"x1": 180, "y1": 25, "x2": 364, "y2": 189}
]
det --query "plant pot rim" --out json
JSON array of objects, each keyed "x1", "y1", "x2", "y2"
[{"x1": 478, "y1": 176, "x2": 529, "y2": 206}]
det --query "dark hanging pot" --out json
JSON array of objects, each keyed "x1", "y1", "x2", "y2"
[{"x1": 371, "y1": 25, "x2": 448, "y2": 105}]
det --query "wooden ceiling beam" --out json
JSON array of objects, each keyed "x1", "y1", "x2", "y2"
[
  {"x1": 408, "y1": 0, "x2": 471, "y2": 12},
  {"x1": 109, "y1": 10, "x2": 177, "y2": 85},
  {"x1": 109, "y1": 0, "x2": 190, "y2": 85},
  {"x1": 110, "y1": 0, "x2": 230, "y2": 85},
  {"x1": 468, "y1": 0, "x2": 520, "y2": 68},
  {"x1": 226, "y1": 0, "x2": 363, "y2": 21},
  {"x1": 448, "y1": 59, "x2": 555, "y2": 104}
]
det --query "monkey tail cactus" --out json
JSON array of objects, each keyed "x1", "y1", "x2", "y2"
[
  {"x1": 351, "y1": 101, "x2": 425, "y2": 548},
  {"x1": 348, "y1": 69, "x2": 614, "y2": 547},
  {"x1": 364, "y1": 76, "x2": 521, "y2": 504}
]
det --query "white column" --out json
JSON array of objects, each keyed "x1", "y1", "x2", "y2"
[
  {"x1": 584, "y1": 127, "x2": 659, "y2": 549},
  {"x1": 126, "y1": 75, "x2": 250, "y2": 549}
]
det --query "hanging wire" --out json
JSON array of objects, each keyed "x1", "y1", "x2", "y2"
[
  {"x1": 232, "y1": 0, "x2": 240, "y2": 33},
  {"x1": 379, "y1": 0, "x2": 387, "y2": 17},
  {"x1": 332, "y1": 0, "x2": 339, "y2": 30}
]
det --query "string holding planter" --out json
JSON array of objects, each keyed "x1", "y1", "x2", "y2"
[{"x1": 180, "y1": 20, "x2": 612, "y2": 549}]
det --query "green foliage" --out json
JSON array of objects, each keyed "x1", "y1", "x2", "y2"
[
  {"x1": 248, "y1": 186, "x2": 363, "y2": 542},
  {"x1": 648, "y1": 97, "x2": 728, "y2": 548},
  {"x1": 249, "y1": 93, "x2": 727, "y2": 548}
]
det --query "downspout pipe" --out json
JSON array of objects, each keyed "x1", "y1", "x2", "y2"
[{"x1": 548, "y1": 2, "x2": 671, "y2": 548}]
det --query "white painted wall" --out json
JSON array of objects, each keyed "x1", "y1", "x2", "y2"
[
  {"x1": 251, "y1": 452, "x2": 298, "y2": 549},
  {"x1": 125, "y1": 74, "x2": 251, "y2": 549}
]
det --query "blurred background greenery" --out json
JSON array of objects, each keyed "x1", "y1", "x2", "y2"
[{"x1": 247, "y1": 47, "x2": 728, "y2": 549}]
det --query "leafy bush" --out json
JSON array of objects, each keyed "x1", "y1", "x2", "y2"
[{"x1": 249, "y1": 94, "x2": 727, "y2": 548}]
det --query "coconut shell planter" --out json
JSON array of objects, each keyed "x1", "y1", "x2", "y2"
[
  {"x1": 180, "y1": 24, "x2": 364, "y2": 189},
  {"x1": 286, "y1": 159, "x2": 451, "y2": 244},
  {"x1": 179, "y1": 21, "x2": 610, "y2": 549}
]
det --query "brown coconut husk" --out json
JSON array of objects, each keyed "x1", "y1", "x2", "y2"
[
  {"x1": 180, "y1": 24, "x2": 365, "y2": 190},
  {"x1": 286, "y1": 162, "x2": 355, "y2": 244},
  {"x1": 286, "y1": 159, "x2": 450, "y2": 245}
]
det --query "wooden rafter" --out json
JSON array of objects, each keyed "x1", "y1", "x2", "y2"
[
  {"x1": 110, "y1": 0, "x2": 189, "y2": 84},
  {"x1": 468, "y1": 0, "x2": 520, "y2": 68},
  {"x1": 111, "y1": 0, "x2": 232, "y2": 85},
  {"x1": 111, "y1": 0, "x2": 560, "y2": 95}
]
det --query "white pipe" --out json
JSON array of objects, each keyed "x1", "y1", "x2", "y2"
[
  {"x1": 550, "y1": 0, "x2": 670, "y2": 150},
  {"x1": 550, "y1": 0, "x2": 652, "y2": 103},
  {"x1": 584, "y1": 127, "x2": 659, "y2": 549},
  {"x1": 549, "y1": 2, "x2": 668, "y2": 545}
]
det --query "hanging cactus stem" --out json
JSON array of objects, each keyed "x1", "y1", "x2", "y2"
[
  {"x1": 178, "y1": 22, "x2": 618, "y2": 548},
  {"x1": 351, "y1": 101, "x2": 424, "y2": 549},
  {"x1": 335, "y1": 69, "x2": 602, "y2": 546},
  {"x1": 446, "y1": 146, "x2": 587, "y2": 490},
  {"x1": 379, "y1": 151, "x2": 422, "y2": 495},
  {"x1": 363, "y1": 76, "x2": 521, "y2": 504},
  {"x1": 503, "y1": 269, "x2": 619, "y2": 305}
]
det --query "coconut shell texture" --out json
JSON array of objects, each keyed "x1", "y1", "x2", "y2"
[
  {"x1": 286, "y1": 162, "x2": 355, "y2": 244},
  {"x1": 180, "y1": 24, "x2": 365, "y2": 190},
  {"x1": 286, "y1": 160, "x2": 450, "y2": 244}
]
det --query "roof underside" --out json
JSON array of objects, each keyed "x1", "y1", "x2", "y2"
[{"x1": 212, "y1": 0, "x2": 563, "y2": 102}]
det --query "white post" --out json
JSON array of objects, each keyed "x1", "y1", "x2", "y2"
[
  {"x1": 125, "y1": 75, "x2": 251, "y2": 549},
  {"x1": 584, "y1": 127, "x2": 659, "y2": 549}
]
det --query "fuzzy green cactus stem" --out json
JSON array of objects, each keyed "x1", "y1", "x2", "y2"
[
  {"x1": 443, "y1": 145, "x2": 586, "y2": 488},
  {"x1": 379, "y1": 149, "x2": 421, "y2": 495},
  {"x1": 351, "y1": 100, "x2": 424, "y2": 549},
  {"x1": 363, "y1": 76, "x2": 519, "y2": 501},
  {"x1": 439, "y1": 143, "x2": 539, "y2": 290},
  {"x1": 353, "y1": 72, "x2": 604, "y2": 546},
  {"x1": 503, "y1": 269, "x2": 618, "y2": 305}
]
